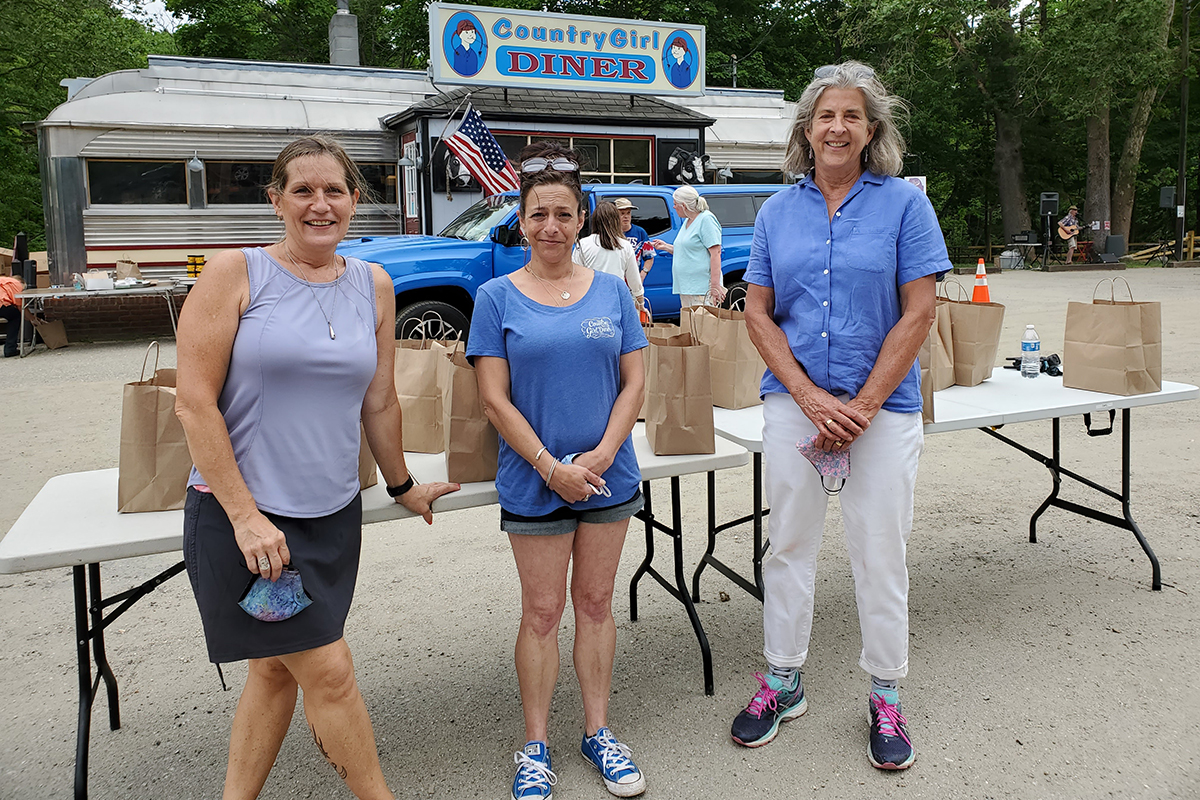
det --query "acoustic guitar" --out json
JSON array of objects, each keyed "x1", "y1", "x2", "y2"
[{"x1": 1058, "y1": 223, "x2": 1081, "y2": 240}]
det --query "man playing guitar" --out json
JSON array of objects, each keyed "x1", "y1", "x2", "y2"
[{"x1": 1058, "y1": 205, "x2": 1082, "y2": 264}]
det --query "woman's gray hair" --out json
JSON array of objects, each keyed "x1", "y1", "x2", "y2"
[
  {"x1": 672, "y1": 185, "x2": 709, "y2": 213},
  {"x1": 783, "y1": 61, "x2": 907, "y2": 178}
]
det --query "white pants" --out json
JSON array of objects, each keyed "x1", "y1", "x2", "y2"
[
  {"x1": 679, "y1": 294, "x2": 709, "y2": 308},
  {"x1": 761, "y1": 392, "x2": 923, "y2": 680}
]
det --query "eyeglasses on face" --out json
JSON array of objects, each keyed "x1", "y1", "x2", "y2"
[
  {"x1": 814, "y1": 63, "x2": 876, "y2": 79},
  {"x1": 520, "y1": 157, "x2": 579, "y2": 174}
]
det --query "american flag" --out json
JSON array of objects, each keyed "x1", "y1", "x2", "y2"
[{"x1": 444, "y1": 104, "x2": 520, "y2": 196}]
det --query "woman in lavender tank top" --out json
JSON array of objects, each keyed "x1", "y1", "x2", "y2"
[{"x1": 175, "y1": 136, "x2": 458, "y2": 799}]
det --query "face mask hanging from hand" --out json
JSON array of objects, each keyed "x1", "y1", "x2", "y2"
[
  {"x1": 796, "y1": 434, "x2": 851, "y2": 496},
  {"x1": 238, "y1": 567, "x2": 313, "y2": 622}
]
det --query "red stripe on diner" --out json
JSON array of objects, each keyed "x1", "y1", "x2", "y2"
[{"x1": 87, "y1": 243, "x2": 268, "y2": 251}]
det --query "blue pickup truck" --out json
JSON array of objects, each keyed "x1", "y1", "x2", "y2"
[{"x1": 338, "y1": 183, "x2": 786, "y2": 338}]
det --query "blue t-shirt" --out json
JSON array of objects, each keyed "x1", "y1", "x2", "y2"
[
  {"x1": 744, "y1": 172, "x2": 951, "y2": 413},
  {"x1": 672, "y1": 210, "x2": 722, "y2": 295},
  {"x1": 466, "y1": 272, "x2": 648, "y2": 516},
  {"x1": 625, "y1": 224, "x2": 652, "y2": 268}
]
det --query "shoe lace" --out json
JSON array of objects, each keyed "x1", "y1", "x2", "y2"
[
  {"x1": 513, "y1": 750, "x2": 558, "y2": 792},
  {"x1": 745, "y1": 671, "x2": 780, "y2": 718},
  {"x1": 870, "y1": 692, "x2": 911, "y2": 745},
  {"x1": 592, "y1": 729, "x2": 636, "y2": 774}
]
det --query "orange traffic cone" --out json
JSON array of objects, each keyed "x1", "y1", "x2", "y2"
[{"x1": 972, "y1": 258, "x2": 991, "y2": 303}]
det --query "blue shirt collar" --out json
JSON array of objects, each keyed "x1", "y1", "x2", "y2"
[{"x1": 797, "y1": 169, "x2": 886, "y2": 189}]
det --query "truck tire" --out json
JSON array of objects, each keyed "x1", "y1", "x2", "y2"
[
  {"x1": 396, "y1": 300, "x2": 470, "y2": 341},
  {"x1": 722, "y1": 280, "x2": 750, "y2": 312}
]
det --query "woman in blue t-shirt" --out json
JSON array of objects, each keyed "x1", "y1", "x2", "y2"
[{"x1": 468, "y1": 143, "x2": 649, "y2": 800}]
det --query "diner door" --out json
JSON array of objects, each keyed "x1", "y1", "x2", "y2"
[{"x1": 401, "y1": 133, "x2": 420, "y2": 235}]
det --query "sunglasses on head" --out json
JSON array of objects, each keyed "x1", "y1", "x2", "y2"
[
  {"x1": 814, "y1": 64, "x2": 876, "y2": 79},
  {"x1": 521, "y1": 157, "x2": 579, "y2": 174}
]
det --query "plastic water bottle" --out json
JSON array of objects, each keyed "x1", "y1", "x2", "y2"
[{"x1": 1021, "y1": 325, "x2": 1041, "y2": 378}]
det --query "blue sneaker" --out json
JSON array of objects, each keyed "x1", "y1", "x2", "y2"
[
  {"x1": 512, "y1": 741, "x2": 557, "y2": 800},
  {"x1": 580, "y1": 727, "x2": 646, "y2": 797},
  {"x1": 868, "y1": 692, "x2": 915, "y2": 770},
  {"x1": 730, "y1": 671, "x2": 807, "y2": 747}
]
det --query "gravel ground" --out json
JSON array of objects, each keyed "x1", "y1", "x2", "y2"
[{"x1": 1, "y1": 268, "x2": 1198, "y2": 800}]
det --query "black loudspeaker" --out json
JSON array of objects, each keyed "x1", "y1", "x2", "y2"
[
  {"x1": 1105, "y1": 234, "x2": 1126, "y2": 257},
  {"x1": 1097, "y1": 253, "x2": 1120, "y2": 263},
  {"x1": 1160, "y1": 186, "x2": 1177, "y2": 208},
  {"x1": 1040, "y1": 192, "x2": 1059, "y2": 216}
]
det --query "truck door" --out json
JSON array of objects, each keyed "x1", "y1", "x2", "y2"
[
  {"x1": 619, "y1": 193, "x2": 675, "y2": 317},
  {"x1": 491, "y1": 212, "x2": 526, "y2": 278}
]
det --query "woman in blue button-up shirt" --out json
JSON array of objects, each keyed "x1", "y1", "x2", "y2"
[{"x1": 729, "y1": 62, "x2": 951, "y2": 771}]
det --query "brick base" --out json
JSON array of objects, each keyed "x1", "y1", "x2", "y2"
[{"x1": 39, "y1": 292, "x2": 188, "y2": 342}]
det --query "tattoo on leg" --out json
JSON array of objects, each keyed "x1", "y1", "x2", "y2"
[{"x1": 309, "y1": 722, "x2": 349, "y2": 780}]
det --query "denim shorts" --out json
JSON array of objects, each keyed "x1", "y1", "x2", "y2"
[{"x1": 500, "y1": 489, "x2": 644, "y2": 536}]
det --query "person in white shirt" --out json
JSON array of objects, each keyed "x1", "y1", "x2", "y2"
[{"x1": 576, "y1": 201, "x2": 644, "y2": 308}]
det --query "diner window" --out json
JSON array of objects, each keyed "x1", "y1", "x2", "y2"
[
  {"x1": 87, "y1": 160, "x2": 187, "y2": 205},
  {"x1": 205, "y1": 162, "x2": 272, "y2": 205},
  {"x1": 359, "y1": 163, "x2": 398, "y2": 205}
]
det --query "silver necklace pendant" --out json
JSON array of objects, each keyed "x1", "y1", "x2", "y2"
[
  {"x1": 328, "y1": 322, "x2": 336, "y2": 340},
  {"x1": 560, "y1": 290, "x2": 571, "y2": 300}
]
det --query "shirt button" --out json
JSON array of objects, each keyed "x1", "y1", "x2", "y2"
[
  {"x1": 821, "y1": 331, "x2": 828, "y2": 338},
  {"x1": 826, "y1": 239, "x2": 831, "y2": 245},
  {"x1": 823, "y1": 301, "x2": 829, "y2": 307},
  {"x1": 824, "y1": 269, "x2": 829, "y2": 275},
  {"x1": 835, "y1": 211, "x2": 841, "y2": 217}
]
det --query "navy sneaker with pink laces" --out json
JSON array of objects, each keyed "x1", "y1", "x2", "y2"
[
  {"x1": 730, "y1": 671, "x2": 807, "y2": 747},
  {"x1": 868, "y1": 691, "x2": 915, "y2": 769}
]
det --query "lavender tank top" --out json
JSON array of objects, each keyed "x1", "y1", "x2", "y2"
[{"x1": 189, "y1": 247, "x2": 378, "y2": 517}]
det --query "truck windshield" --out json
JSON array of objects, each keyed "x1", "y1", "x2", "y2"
[{"x1": 439, "y1": 195, "x2": 519, "y2": 241}]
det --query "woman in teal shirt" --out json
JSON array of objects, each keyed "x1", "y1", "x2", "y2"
[{"x1": 652, "y1": 185, "x2": 726, "y2": 307}]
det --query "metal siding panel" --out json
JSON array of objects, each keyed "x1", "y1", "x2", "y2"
[
  {"x1": 81, "y1": 209, "x2": 399, "y2": 247},
  {"x1": 80, "y1": 129, "x2": 397, "y2": 162}
]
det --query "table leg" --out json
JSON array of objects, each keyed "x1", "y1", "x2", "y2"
[
  {"x1": 73, "y1": 566, "x2": 93, "y2": 800},
  {"x1": 690, "y1": 473, "x2": 719, "y2": 602},
  {"x1": 163, "y1": 291, "x2": 179, "y2": 336},
  {"x1": 629, "y1": 480, "x2": 654, "y2": 622},
  {"x1": 1029, "y1": 418, "x2": 1062, "y2": 543},
  {"x1": 18, "y1": 298, "x2": 30, "y2": 357},
  {"x1": 753, "y1": 452, "x2": 765, "y2": 598},
  {"x1": 690, "y1": 455, "x2": 769, "y2": 603},
  {"x1": 1121, "y1": 409, "x2": 1162, "y2": 590},
  {"x1": 88, "y1": 563, "x2": 120, "y2": 731}
]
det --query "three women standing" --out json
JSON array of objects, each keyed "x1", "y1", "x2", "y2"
[{"x1": 733, "y1": 61, "x2": 950, "y2": 770}]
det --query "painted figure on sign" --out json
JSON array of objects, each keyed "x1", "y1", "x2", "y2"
[
  {"x1": 453, "y1": 20, "x2": 482, "y2": 76},
  {"x1": 666, "y1": 37, "x2": 694, "y2": 88}
]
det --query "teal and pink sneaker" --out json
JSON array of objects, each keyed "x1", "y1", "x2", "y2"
[
  {"x1": 868, "y1": 691, "x2": 915, "y2": 770},
  {"x1": 730, "y1": 671, "x2": 807, "y2": 747}
]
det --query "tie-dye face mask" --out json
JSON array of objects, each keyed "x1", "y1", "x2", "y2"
[
  {"x1": 796, "y1": 434, "x2": 851, "y2": 495},
  {"x1": 238, "y1": 567, "x2": 313, "y2": 622}
]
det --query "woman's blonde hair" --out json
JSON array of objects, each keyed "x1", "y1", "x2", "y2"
[
  {"x1": 783, "y1": 61, "x2": 907, "y2": 178},
  {"x1": 672, "y1": 185, "x2": 708, "y2": 214}
]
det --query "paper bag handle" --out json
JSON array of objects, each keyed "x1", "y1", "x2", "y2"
[
  {"x1": 139, "y1": 341, "x2": 160, "y2": 382},
  {"x1": 1091, "y1": 276, "x2": 1135, "y2": 303},
  {"x1": 937, "y1": 279, "x2": 970, "y2": 302}
]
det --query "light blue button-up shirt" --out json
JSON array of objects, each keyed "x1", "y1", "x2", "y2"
[{"x1": 744, "y1": 171, "x2": 951, "y2": 413}]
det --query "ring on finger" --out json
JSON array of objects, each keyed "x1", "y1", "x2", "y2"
[
  {"x1": 835, "y1": 441, "x2": 844, "y2": 448},
  {"x1": 257, "y1": 555, "x2": 270, "y2": 571},
  {"x1": 824, "y1": 418, "x2": 834, "y2": 427}
]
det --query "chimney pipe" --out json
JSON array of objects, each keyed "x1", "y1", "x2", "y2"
[{"x1": 329, "y1": 0, "x2": 360, "y2": 66}]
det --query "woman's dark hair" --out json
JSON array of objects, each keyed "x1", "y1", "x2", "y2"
[
  {"x1": 591, "y1": 201, "x2": 624, "y2": 250},
  {"x1": 267, "y1": 135, "x2": 372, "y2": 201},
  {"x1": 455, "y1": 20, "x2": 477, "y2": 35},
  {"x1": 516, "y1": 141, "x2": 584, "y2": 216}
]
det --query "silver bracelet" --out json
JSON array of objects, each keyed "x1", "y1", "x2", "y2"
[
  {"x1": 534, "y1": 446, "x2": 547, "y2": 462},
  {"x1": 545, "y1": 458, "x2": 559, "y2": 486}
]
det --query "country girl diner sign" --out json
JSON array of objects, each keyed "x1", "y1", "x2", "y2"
[{"x1": 429, "y1": 3, "x2": 706, "y2": 96}]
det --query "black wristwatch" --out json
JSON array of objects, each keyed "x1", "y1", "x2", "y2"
[{"x1": 386, "y1": 475, "x2": 415, "y2": 498}]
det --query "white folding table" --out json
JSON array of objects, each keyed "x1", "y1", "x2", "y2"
[
  {"x1": 698, "y1": 370, "x2": 1199, "y2": 605},
  {"x1": 15, "y1": 283, "x2": 188, "y2": 357},
  {"x1": 0, "y1": 429, "x2": 748, "y2": 798}
]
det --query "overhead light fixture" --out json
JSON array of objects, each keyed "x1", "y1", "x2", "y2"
[
  {"x1": 398, "y1": 155, "x2": 423, "y2": 169},
  {"x1": 187, "y1": 152, "x2": 204, "y2": 173}
]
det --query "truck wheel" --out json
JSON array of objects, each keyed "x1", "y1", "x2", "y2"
[
  {"x1": 722, "y1": 280, "x2": 749, "y2": 312},
  {"x1": 395, "y1": 300, "x2": 470, "y2": 341}
]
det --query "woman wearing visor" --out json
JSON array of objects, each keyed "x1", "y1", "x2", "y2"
[{"x1": 469, "y1": 142, "x2": 649, "y2": 799}]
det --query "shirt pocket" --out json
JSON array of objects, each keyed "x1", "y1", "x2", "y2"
[{"x1": 841, "y1": 226, "x2": 899, "y2": 273}]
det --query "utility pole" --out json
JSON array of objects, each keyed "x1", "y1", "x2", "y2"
[
  {"x1": 731, "y1": 54, "x2": 738, "y2": 88},
  {"x1": 1177, "y1": 0, "x2": 1190, "y2": 261}
]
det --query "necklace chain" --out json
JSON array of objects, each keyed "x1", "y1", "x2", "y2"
[
  {"x1": 524, "y1": 261, "x2": 576, "y2": 304},
  {"x1": 285, "y1": 247, "x2": 341, "y2": 340}
]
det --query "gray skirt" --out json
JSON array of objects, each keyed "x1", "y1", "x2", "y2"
[{"x1": 183, "y1": 487, "x2": 362, "y2": 663}]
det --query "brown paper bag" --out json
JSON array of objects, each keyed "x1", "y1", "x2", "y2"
[
  {"x1": 115, "y1": 258, "x2": 142, "y2": 280},
  {"x1": 639, "y1": 322, "x2": 682, "y2": 420},
  {"x1": 918, "y1": 326, "x2": 935, "y2": 424},
  {"x1": 395, "y1": 339, "x2": 453, "y2": 453},
  {"x1": 440, "y1": 349, "x2": 499, "y2": 483},
  {"x1": 33, "y1": 319, "x2": 68, "y2": 350},
  {"x1": 940, "y1": 279, "x2": 1005, "y2": 386},
  {"x1": 930, "y1": 297, "x2": 955, "y2": 391},
  {"x1": 117, "y1": 344, "x2": 192, "y2": 513},
  {"x1": 1063, "y1": 278, "x2": 1162, "y2": 396},
  {"x1": 358, "y1": 424, "x2": 378, "y2": 489},
  {"x1": 690, "y1": 306, "x2": 765, "y2": 409},
  {"x1": 644, "y1": 332, "x2": 715, "y2": 455}
]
